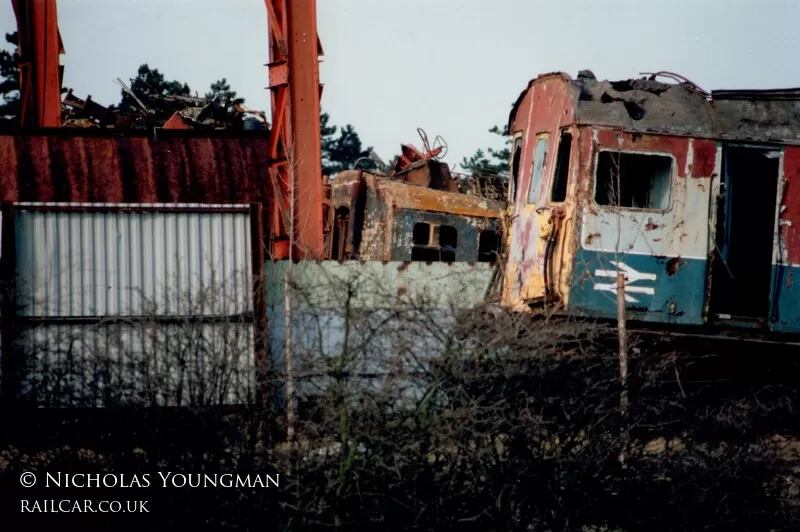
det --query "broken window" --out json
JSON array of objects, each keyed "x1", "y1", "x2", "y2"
[
  {"x1": 527, "y1": 136, "x2": 549, "y2": 204},
  {"x1": 509, "y1": 136, "x2": 523, "y2": 203},
  {"x1": 439, "y1": 225, "x2": 457, "y2": 262},
  {"x1": 550, "y1": 131, "x2": 572, "y2": 203},
  {"x1": 594, "y1": 151, "x2": 672, "y2": 210},
  {"x1": 410, "y1": 222, "x2": 458, "y2": 262},
  {"x1": 478, "y1": 230, "x2": 501, "y2": 263},
  {"x1": 412, "y1": 222, "x2": 430, "y2": 245}
]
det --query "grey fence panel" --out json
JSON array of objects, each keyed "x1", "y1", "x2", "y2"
[
  {"x1": 14, "y1": 203, "x2": 253, "y2": 318},
  {"x1": 7, "y1": 203, "x2": 256, "y2": 407},
  {"x1": 264, "y1": 260, "x2": 497, "y2": 411}
]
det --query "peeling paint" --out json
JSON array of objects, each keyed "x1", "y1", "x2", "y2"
[
  {"x1": 330, "y1": 170, "x2": 504, "y2": 262},
  {"x1": 502, "y1": 70, "x2": 800, "y2": 334}
]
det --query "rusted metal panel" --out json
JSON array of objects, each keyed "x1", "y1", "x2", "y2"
[
  {"x1": 691, "y1": 139, "x2": 717, "y2": 178},
  {"x1": 329, "y1": 170, "x2": 363, "y2": 210},
  {"x1": 329, "y1": 170, "x2": 504, "y2": 262},
  {"x1": 390, "y1": 209, "x2": 502, "y2": 263},
  {"x1": 779, "y1": 147, "x2": 800, "y2": 266},
  {"x1": 0, "y1": 130, "x2": 276, "y2": 242},
  {"x1": 375, "y1": 178, "x2": 504, "y2": 219},
  {"x1": 770, "y1": 147, "x2": 800, "y2": 332},
  {"x1": 162, "y1": 111, "x2": 193, "y2": 130}
]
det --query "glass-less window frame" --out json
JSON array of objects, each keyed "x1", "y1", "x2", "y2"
[
  {"x1": 527, "y1": 134, "x2": 550, "y2": 205},
  {"x1": 477, "y1": 229, "x2": 501, "y2": 263},
  {"x1": 508, "y1": 133, "x2": 524, "y2": 204},
  {"x1": 592, "y1": 149, "x2": 675, "y2": 212},
  {"x1": 410, "y1": 222, "x2": 458, "y2": 262},
  {"x1": 549, "y1": 129, "x2": 573, "y2": 204}
]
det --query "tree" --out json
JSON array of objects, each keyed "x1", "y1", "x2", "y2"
[
  {"x1": 320, "y1": 111, "x2": 372, "y2": 177},
  {"x1": 206, "y1": 78, "x2": 244, "y2": 109},
  {"x1": 461, "y1": 125, "x2": 511, "y2": 176},
  {"x1": 0, "y1": 32, "x2": 19, "y2": 119},
  {"x1": 113, "y1": 64, "x2": 192, "y2": 119}
]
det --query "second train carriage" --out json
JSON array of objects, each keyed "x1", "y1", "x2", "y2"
[
  {"x1": 327, "y1": 169, "x2": 505, "y2": 263},
  {"x1": 503, "y1": 70, "x2": 800, "y2": 336}
]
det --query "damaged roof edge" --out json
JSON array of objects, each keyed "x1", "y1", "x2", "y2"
[
  {"x1": 510, "y1": 70, "x2": 800, "y2": 144},
  {"x1": 507, "y1": 72, "x2": 574, "y2": 136},
  {"x1": 373, "y1": 176, "x2": 504, "y2": 219}
]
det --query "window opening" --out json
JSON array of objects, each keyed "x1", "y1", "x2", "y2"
[
  {"x1": 410, "y1": 222, "x2": 458, "y2": 262},
  {"x1": 594, "y1": 151, "x2": 672, "y2": 210},
  {"x1": 509, "y1": 137, "x2": 523, "y2": 202},
  {"x1": 527, "y1": 137, "x2": 549, "y2": 204},
  {"x1": 478, "y1": 230, "x2": 501, "y2": 263},
  {"x1": 550, "y1": 132, "x2": 573, "y2": 203}
]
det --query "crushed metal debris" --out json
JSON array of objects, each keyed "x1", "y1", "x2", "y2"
[{"x1": 61, "y1": 88, "x2": 270, "y2": 132}]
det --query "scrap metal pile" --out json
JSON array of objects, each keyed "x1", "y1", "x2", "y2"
[
  {"x1": 360, "y1": 128, "x2": 508, "y2": 201},
  {"x1": 61, "y1": 87, "x2": 270, "y2": 131}
]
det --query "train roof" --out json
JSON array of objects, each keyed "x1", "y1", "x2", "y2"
[
  {"x1": 331, "y1": 170, "x2": 504, "y2": 219},
  {"x1": 509, "y1": 71, "x2": 800, "y2": 145}
]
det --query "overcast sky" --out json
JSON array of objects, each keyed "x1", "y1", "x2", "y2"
[{"x1": 2, "y1": 0, "x2": 800, "y2": 170}]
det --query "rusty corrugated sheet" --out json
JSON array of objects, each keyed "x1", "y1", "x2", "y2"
[{"x1": 0, "y1": 130, "x2": 275, "y2": 238}]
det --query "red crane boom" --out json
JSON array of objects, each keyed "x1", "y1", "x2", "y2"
[
  {"x1": 11, "y1": 0, "x2": 64, "y2": 127},
  {"x1": 264, "y1": 0, "x2": 325, "y2": 260}
]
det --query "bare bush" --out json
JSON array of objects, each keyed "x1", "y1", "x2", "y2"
[
  {"x1": 268, "y1": 265, "x2": 799, "y2": 530},
  {"x1": 2, "y1": 259, "x2": 800, "y2": 530},
  {"x1": 14, "y1": 268, "x2": 257, "y2": 409}
]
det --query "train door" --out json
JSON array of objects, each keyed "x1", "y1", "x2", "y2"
[
  {"x1": 709, "y1": 145, "x2": 781, "y2": 327},
  {"x1": 504, "y1": 132, "x2": 553, "y2": 306}
]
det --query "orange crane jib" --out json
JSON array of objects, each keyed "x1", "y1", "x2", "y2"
[{"x1": 12, "y1": 0, "x2": 64, "y2": 128}]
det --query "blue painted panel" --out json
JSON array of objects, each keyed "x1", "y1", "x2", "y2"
[
  {"x1": 391, "y1": 209, "x2": 502, "y2": 262},
  {"x1": 769, "y1": 265, "x2": 800, "y2": 333},
  {"x1": 568, "y1": 249, "x2": 708, "y2": 325}
]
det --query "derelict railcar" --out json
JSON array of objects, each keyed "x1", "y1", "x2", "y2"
[
  {"x1": 328, "y1": 170, "x2": 505, "y2": 263},
  {"x1": 502, "y1": 70, "x2": 800, "y2": 337}
]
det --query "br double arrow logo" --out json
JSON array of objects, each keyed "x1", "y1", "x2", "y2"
[{"x1": 593, "y1": 261, "x2": 656, "y2": 304}]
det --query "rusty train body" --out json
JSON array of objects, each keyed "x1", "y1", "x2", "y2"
[
  {"x1": 502, "y1": 71, "x2": 800, "y2": 338},
  {"x1": 328, "y1": 169, "x2": 505, "y2": 263}
]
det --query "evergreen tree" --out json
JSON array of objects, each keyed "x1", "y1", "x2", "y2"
[
  {"x1": 461, "y1": 125, "x2": 511, "y2": 176},
  {"x1": 206, "y1": 78, "x2": 245, "y2": 109},
  {"x1": 0, "y1": 32, "x2": 20, "y2": 119},
  {"x1": 320, "y1": 111, "x2": 372, "y2": 177},
  {"x1": 113, "y1": 64, "x2": 192, "y2": 119}
]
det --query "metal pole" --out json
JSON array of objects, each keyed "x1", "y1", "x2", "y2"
[
  {"x1": 284, "y1": 265, "x2": 295, "y2": 443},
  {"x1": 617, "y1": 271, "x2": 629, "y2": 466}
]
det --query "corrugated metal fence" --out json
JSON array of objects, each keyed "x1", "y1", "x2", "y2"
[{"x1": 1, "y1": 203, "x2": 262, "y2": 407}]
